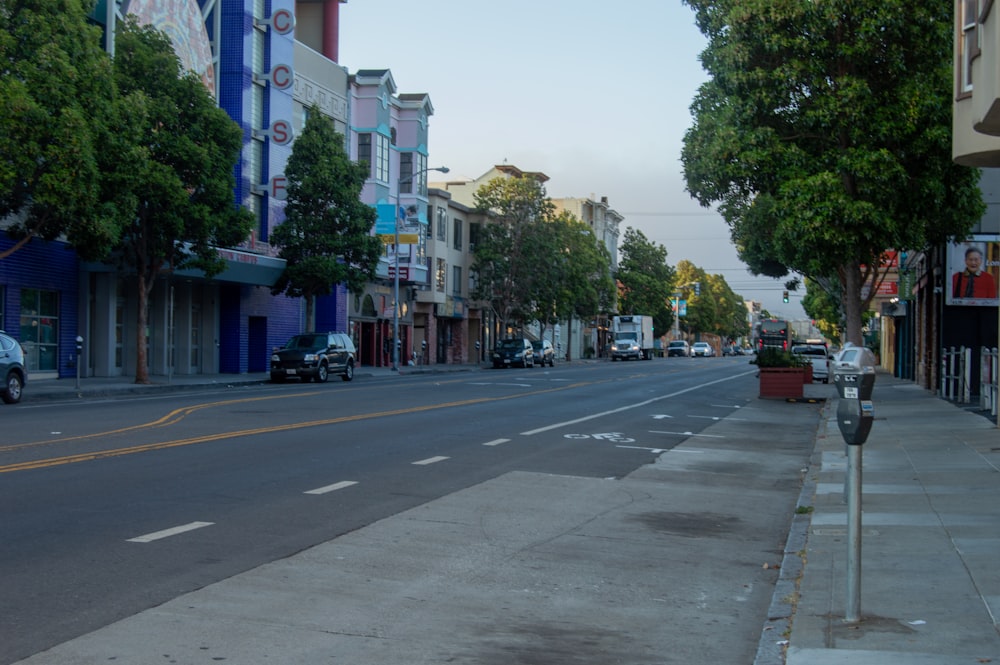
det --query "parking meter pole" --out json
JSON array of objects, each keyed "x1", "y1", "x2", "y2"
[
  {"x1": 832, "y1": 343, "x2": 877, "y2": 624},
  {"x1": 846, "y1": 445, "x2": 862, "y2": 623},
  {"x1": 75, "y1": 335, "x2": 84, "y2": 390}
]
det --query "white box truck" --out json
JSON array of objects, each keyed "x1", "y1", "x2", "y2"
[{"x1": 611, "y1": 315, "x2": 655, "y2": 361}]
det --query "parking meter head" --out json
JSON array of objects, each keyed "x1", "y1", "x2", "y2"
[{"x1": 833, "y1": 345, "x2": 876, "y2": 445}]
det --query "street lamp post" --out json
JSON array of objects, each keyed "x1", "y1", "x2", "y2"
[{"x1": 393, "y1": 165, "x2": 449, "y2": 371}]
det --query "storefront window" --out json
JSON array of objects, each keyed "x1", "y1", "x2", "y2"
[{"x1": 20, "y1": 288, "x2": 59, "y2": 372}]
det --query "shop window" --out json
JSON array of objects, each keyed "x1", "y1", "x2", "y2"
[{"x1": 19, "y1": 288, "x2": 59, "y2": 372}]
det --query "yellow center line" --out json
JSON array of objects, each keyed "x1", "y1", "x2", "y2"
[{"x1": 0, "y1": 382, "x2": 592, "y2": 474}]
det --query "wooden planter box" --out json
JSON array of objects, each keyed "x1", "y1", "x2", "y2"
[
  {"x1": 803, "y1": 365, "x2": 813, "y2": 383},
  {"x1": 759, "y1": 367, "x2": 805, "y2": 399}
]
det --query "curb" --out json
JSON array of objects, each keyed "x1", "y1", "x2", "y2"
[{"x1": 753, "y1": 398, "x2": 830, "y2": 665}]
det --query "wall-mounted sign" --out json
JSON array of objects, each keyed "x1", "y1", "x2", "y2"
[
  {"x1": 946, "y1": 236, "x2": 999, "y2": 307},
  {"x1": 252, "y1": 176, "x2": 287, "y2": 200},
  {"x1": 253, "y1": 119, "x2": 293, "y2": 145},
  {"x1": 255, "y1": 8, "x2": 294, "y2": 35},
  {"x1": 254, "y1": 64, "x2": 293, "y2": 90}
]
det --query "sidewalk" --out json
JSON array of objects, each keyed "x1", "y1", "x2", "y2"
[
  {"x1": 778, "y1": 374, "x2": 1000, "y2": 664},
  {"x1": 11, "y1": 369, "x2": 1000, "y2": 664}
]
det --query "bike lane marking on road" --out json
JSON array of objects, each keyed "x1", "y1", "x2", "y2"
[
  {"x1": 126, "y1": 521, "x2": 214, "y2": 543},
  {"x1": 304, "y1": 480, "x2": 358, "y2": 495},
  {"x1": 519, "y1": 370, "x2": 756, "y2": 436},
  {"x1": 412, "y1": 456, "x2": 450, "y2": 466}
]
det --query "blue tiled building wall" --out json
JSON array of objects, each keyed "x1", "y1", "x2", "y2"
[{"x1": 0, "y1": 238, "x2": 80, "y2": 379}]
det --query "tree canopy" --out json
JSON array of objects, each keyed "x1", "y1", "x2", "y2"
[
  {"x1": 681, "y1": 0, "x2": 984, "y2": 344},
  {"x1": 0, "y1": 0, "x2": 122, "y2": 260},
  {"x1": 109, "y1": 18, "x2": 253, "y2": 383},
  {"x1": 615, "y1": 227, "x2": 675, "y2": 336},
  {"x1": 471, "y1": 176, "x2": 555, "y2": 334},
  {"x1": 270, "y1": 106, "x2": 380, "y2": 330},
  {"x1": 675, "y1": 260, "x2": 749, "y2": 341}
]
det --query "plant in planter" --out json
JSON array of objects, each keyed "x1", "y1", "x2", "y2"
[{"x1": 751, "y1": 348, "x2": 810, "y2": 398}]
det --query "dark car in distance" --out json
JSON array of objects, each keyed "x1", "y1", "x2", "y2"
[
  {"x1": 0, "y1": 331, "x2": 26, "y2": 404},
  {"x1": 531, "y1": 339, "x2": 555, "y2": 366},
  {"x1": 271, "y1": 332, "x2": 356, "y2": 383},
  {"x1": 492, "y1": 338, "x2": 535, "y2": 368},
  {"x1": 667, "y1": 340, "x2": 690, "y2": 357}
]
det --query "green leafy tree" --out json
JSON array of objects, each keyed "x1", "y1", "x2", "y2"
[
  {"x1": 0, "y1": 0, "x2": 122, "y2": 260},
  {"x1": 801, "y1": 278, "x2": 843, "y2": 340},
  {"x1": 109, "y1": 18, "x2": 253, "y2": 383},
  {"x1": 616, "y1": 227, "x2": 675, "y2": 335},
  {"x1": 681, "y1": 0, "x2": 984, "y2": 345},
  {"x1": 270, "y1": 106, "x2": 380, "y2": 330},
  {"x1": 471, "y1": 176, "x2": 554, "y2": 335}
]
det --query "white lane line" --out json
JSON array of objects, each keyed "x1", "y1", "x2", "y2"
[
  {"x1": 304, "y1": 480, "x2": 358, "y2": 495},
  {"x1": 483, "y1": 438, "x2": 510, "y2": 447},
  {"x1": 413, "y1": 456, "x2": 450, "y2": 465},
  {"x1": 649, "y1": 430, "x2": 725, "y2": 438},
  {"x1": 616, "y1": 445, "x2": 668, "y2": 453},
  {"x1": 520, "y1": 370, "x2": 757, "y2": 436},
  {"x1": 127, "y1": 521, "x2": 214, "y2": 543}
]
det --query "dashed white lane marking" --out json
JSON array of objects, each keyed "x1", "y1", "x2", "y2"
[
  {"x1": 127, "y1": 521, "x2": 214, "y2": 543},
  {"x1": 413, "y1": 456, "x2": 450, "y2": 465},
  {"x1": 304, "y1": 480, "x2": 358, "y2": 495},
  {"x1": 649, "y1": 430, "x2": 725, "y2": 438},
  {"x1": 483, "y1": 438, "x2": 510, "y2": 446},
  {"x1": 616, "y1": 445, "x2": 668, "y2": 453}
]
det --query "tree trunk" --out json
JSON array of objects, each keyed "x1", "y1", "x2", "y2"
[
  {"x1": 305, "y1": 294, "x2": 315, "y2": 332},
  {"x1": 135, "y1": 270, "x2": 151, "y2": 384},
  {"x1": 841, "y1": 260, "x2": 864, "y2": 346}
]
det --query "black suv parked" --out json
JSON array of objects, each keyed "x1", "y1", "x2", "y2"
[
  {"x1": 492, "y1": 338, "x2": 535, "y2": 368},
  {"x1": 531, "y1": 339, "x2": 555, "y2": 367},
  {"x1": 0, "y1": 331, "x2": 26, "y2": 404},
  {"x1": 271, "y1": 332, "x2": 356, "y2": 383}
]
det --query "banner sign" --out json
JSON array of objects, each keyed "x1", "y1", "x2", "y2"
[{"x1": 946, "y1": 236, "x2": 999, "y2": 307}]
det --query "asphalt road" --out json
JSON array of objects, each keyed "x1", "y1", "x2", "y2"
[{"x1": 0, "y1": 357, "x2": 812, "y2": 664}]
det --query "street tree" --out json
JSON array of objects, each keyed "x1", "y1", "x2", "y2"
[
  {"x1": 108, "y1": 19, "x2": 253, "y2": 384},
  {"x1": 270, "y1": 106, "x2": 380, "y2": 330},
  {"x1": 0, "y1": 0, "x2": 123, "y2": 260},
  {"x1": 681, "y1": 0, "x2": 984, "y2": 345},
  {"x1": 471, "y1": 176, "x2": 554, "y2": 335},
  {"x1": 616, "y1": 227, "x2": 675, "y2": 336}
]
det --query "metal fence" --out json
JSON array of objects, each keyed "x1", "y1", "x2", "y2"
[
  {"x1": 941, "y1": 346, "x2": 971, "y2": 403},
  {"x1": 981, "y1": 346, "x2": 999, "y2": 417}
]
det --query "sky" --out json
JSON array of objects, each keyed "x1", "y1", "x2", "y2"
[{"x1": 338, "y1": 0, "x2": 808, "y2": 320}]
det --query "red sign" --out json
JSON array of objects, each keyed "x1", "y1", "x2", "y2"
[{"x1": 388, "y1": 267, "x2": 409, "y2": 280}]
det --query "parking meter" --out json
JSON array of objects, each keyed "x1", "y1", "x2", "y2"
[{"x1": 832, "y1": 345, "x2": 876, "y2": 445}]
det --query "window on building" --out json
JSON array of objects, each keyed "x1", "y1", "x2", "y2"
[
  {"x1": 399, "y1": 152, "x2": 413, "y2": 194},
  {"x1": 437, "y1": 208, "x2": 447, "y2": 242},
  {"x1": 452, "y1": 266, "x2": 462, "y2": 296},
  {"x1": 960, "y1": 0, "x2": 981, "y2": 96},
  {"x1": 469, "y1": 222, "x2": 481, "y2": 253},
  {"x1": 358, "y1": 133, "x2": 372, "y2": 175},
  {"x1": 436, "y1": 258, "x2": 446, "y2": 292},
  {"x1": 452, "y1": 218, "x2": 463, "y2": 251},
  {"x1": 375, "y1": 133, "x2": 390, "y2": 182},
  {"x1": 19, "y1": 288, "x2": 59, "y2": 372},
  {"x1": 469, "y1": 269, "x2": 478, "y2": 296}
]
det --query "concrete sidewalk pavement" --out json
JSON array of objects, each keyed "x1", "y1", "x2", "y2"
[{"x1": 780, "y1": 374, "x2": 1000, "y2": 665}]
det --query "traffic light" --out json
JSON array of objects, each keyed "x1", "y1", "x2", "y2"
[{"x1": 782, "y1": 290, "x2": 789, "y2": 303}]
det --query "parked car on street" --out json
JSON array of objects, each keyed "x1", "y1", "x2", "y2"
[
  {"x1": 0, "y1": 330, "x2": 26, "y2": 404},
  {"x1": 492, "y1": 338, "x2": 535, "y2": 368},
  {"x1": 692, "y1": 342, "x2": 715, "y2": 357},
  {"x1": 271, "y1": 332, "x2": 356, "y2": 383},
  {"x1": 531, "y1": 339, "x2": 555, "y2": 366},
  {"x1": 792, "y1": 343, "x2": 830, "y2": 383},
  {"x1": 667, "y1": 340, "x2": 690, "y2": 357}
]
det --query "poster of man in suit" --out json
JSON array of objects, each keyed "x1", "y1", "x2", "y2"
[{"x1": 947, "y1": 238, "x2": 999, "y2": 306}]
